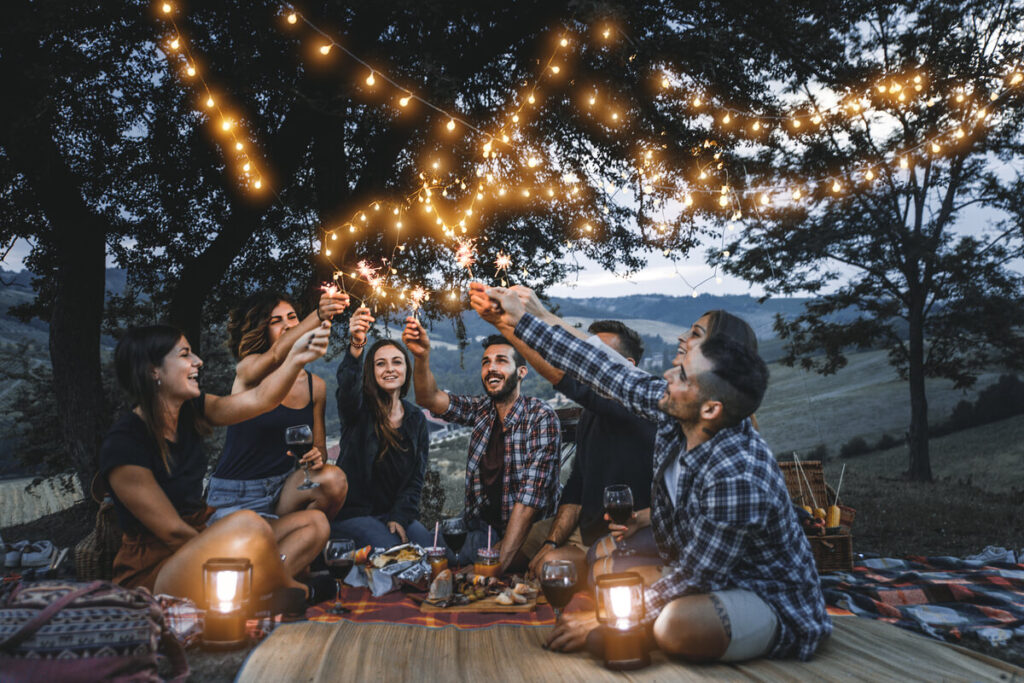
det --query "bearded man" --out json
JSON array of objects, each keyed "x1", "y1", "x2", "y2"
[{"x1": 403, "y1": 319, "x2": 560, "y2": 571}]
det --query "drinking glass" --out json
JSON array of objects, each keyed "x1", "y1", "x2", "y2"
[
  {"x1": 323, "y1": 538, "x2": 355, "y2": 580},
  {"x1": 540, "y1": 559, "x2": 578, "y2": 620},
  {"x1": 285, "y1": 424, "x2": 319, "y2": 490},
  {"x1": 440, "y1": 516, "x2": 468, "y2": 562},
  {"x1": 603, "y1": 484, "x2": 634, "y2": 526}
]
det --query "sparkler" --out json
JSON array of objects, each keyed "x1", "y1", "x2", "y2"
[
  {"x1": 454, "y1": 238, "x2": 477, "y2": 277},
  {"x1": 494, "y1": 251, "x2": 512, "y2": 286}
]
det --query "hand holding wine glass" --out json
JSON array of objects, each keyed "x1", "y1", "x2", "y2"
[
  {"x1": 286, "y1": 424, "x2": 319, "y2": 491},
  {"x1": 323, "y1": 538, "x2": 355, "y2": 579}
]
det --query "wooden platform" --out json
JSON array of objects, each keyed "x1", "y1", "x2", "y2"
[{"x1": 237, "y1": 616, "x2": 1023, "y2": 682}]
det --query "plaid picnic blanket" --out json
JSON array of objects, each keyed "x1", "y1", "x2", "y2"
[
  {"x1": 822, "y1": 556, "x2": 1024, "y2": 646},
  {"x1": 307, "y1": 584, "x2": 558, "y2": 629}
]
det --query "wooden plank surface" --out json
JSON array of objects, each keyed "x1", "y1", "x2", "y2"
[
  {"x1": 237, "y1": 616, "x2": 1023, "y2": 682},
  {"x1": 414, "y1": 593, "x2": 537, "y2": 614}
]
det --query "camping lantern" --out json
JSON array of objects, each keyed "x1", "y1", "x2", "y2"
[
  {"x1": 202, "y1": 557, "x2": 252, "y2": 650},
  {"x1": 594, "y1": 572, "x2": 649, "y2": 670}
]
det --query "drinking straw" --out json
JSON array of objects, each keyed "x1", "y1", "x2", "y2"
[
  {"x1": 487, "y1": 526, "x2": 492, "y2": 551},
  {"x1": 433, "y1": 521, "x2": 439, "y2": 548},
  {"x1": 794, "y1": 454, "x2": 819, "y2": 509},
  {"x1": 793, "y1": 452, "x2": 806, "y2": 504},
  {"x1": 834, "y1": 464, "x2": 847, "y2": 506}
]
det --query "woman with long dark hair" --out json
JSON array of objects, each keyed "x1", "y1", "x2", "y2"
[
  {"x1": 331, "y1": 306, "x2": 433, "y2": 548},
  {"x1": 100, "y1": 322, "x2": 332, "y2": 604},
  {"x1": 207, "y1": 290, "x2": 349, "y2": 528}
]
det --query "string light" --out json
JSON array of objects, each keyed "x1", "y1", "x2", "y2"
[
  {"x1": 287, "y1": 12, "x2": 297, "y2": 24},
  {"x1": 446, "y1": 118, "x2": 456, "y2": 131},
  {"x1": 366, "y1": 71, "x2": 376, "y2": 86},
  {"x1": 319, "y1": 44, "x2": 331, "y2": 55}
]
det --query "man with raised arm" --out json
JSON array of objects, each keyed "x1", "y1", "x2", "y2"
[
  {"x1": 468, "y1": 282, "x2": 830, "y2": 663},
  {"x1": 402, "y1": 317, "x2": 560, "y2": 573},
  {"x1": 474, "y1": 303, "x2": 657, "y2": 584}
]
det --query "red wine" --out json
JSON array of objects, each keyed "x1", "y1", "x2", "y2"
[
  {"x1": 606, "y1": 503, "x2": 633, "y2": 525},
  {"x1": 327, "y1": 560, "x2": 353, "y2": 579},
  {"x1": 541, "y1": 578, "x2": 577, "y2": 610},
  {"x1": 442, "y1": 531, "x2": 467, "y2": 555}
]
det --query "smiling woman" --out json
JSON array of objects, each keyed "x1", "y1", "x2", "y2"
[{"x1": 100, "y1": 322, "x2": 333, "y2": 606}]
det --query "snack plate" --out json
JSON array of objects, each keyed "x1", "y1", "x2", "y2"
[{"x1": 411, "y1": 592, "x2": 538, "y2": 614}]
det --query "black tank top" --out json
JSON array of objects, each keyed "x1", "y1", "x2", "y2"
[{"x1": 213, "y1": 372, "x2": 315, "y2": 480}]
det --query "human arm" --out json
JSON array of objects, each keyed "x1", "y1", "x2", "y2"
[
  {"x1": 478, "y1": 287, "x2": 665, "y2": 422},
  {"x1": 497, "y1": 502, "x2": 540, "y2": 572},
  {"x1": 607, "y1": 507, "x2": 651, "y2": 542},
  {"x1": 402, "y1": 316, "x2": 451, "y2": 415},
  {"x1": 106, "y1": 466, "x2": 199, "y2": 548},
  {"x1": 346, "y1": 306, "x2": 374, "y2": 359},
  {"x1": 205, "y1": 323, "x2": 331, "y2": 426},
  {"x1": 527, "y1": 503, "x2": 582, "y2": 576},
  {"x1": 643, "y1": 477, "x2": 767, "y2": 623},
  {"x1": 335, "y1": 345, "x2": 366, "y2": 425},
  {"x1": 233, "y1": 292, "x2": 348, "y2": 389},
  {"x1": 297, "y1": 374, "x2": 327, "y2": 471}
]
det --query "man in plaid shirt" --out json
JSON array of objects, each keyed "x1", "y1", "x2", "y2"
[
  {"x1": 470, "y1": 283, "x2": 830, "y2": 662},
  {"x1": 402, "y1": 317, "x2": 560, "y2": 572}
]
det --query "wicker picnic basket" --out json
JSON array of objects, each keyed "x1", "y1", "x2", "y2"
[{"x1": 778, "y1": 460, "x2": 854, "y2": 573}]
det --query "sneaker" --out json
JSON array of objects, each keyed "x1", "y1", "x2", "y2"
[
  {"x1": 4, "y1": 540, "x2": 28, "y2": 568},
  {"x1": 21, "y1": 541, "x2": 56, "y2": 568}
]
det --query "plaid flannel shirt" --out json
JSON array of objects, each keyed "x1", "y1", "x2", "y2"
[
  {"x1": 437, "y1": 392, "x2": 560, "y2": 531},
  {"x1": 515, "y1": 313, "x2": 832, "y2": 660}
]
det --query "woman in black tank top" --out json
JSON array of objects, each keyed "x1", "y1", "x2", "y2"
[{"x1": 207, "y1": 291, "x2": 351, "y2": 553}]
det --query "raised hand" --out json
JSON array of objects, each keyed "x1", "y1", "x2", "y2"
[
  {"x1": 481, "y1": 286, "x2": 526, "y2": 326},
  {"x1": 508, "y1": 285, "x2": 548, "y2": 319},
  {"x1": 318, "y1": 291, "x2": 350, "y2": 322},
  {"x1": 469, "y1": 282, "x2": 503, "y2": 325},
  {"x1": 349, "y1": 306, "x2": 375, "y2": 346},
  {"x1": 290, "y1": 321, "x2": 331, "y2": 365},
  {"x1": 402, "y1": 316, "x2": 431, "y2": 358}
]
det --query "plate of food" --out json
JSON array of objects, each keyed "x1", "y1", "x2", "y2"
[{"x1": 415, "y1": 571, "x2": 542, "y2": 613}]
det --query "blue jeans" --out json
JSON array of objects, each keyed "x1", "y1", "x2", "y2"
[
  {"x1": 207, "y1": 472, "x2": 291, "y2": 523},
  {"x1": 330, "y1": 514, "x2": 434, "y2": 550}
]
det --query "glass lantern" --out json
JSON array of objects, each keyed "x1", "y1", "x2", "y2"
[
  {"x1": 594, "y1": 572, "x2": 649, "y2": 670},
  {"x1": 202, "y1": 557, "x2": 252, "y2": 650}
]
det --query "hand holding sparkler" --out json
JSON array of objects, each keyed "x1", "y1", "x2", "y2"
[
  {"x1": 493, "y1": 251, "x2": 512, "y2": 287},
  {"x1": 317, "y1": 286, "x2": 350, "y2": 322},
  {"x1": 348, "y1": 306, "x2": 374, "y2": 355},
  {"x1": 401, "y1": 316, "x2": 431, "y2": 359},
  {"x1": 469, "y1": 282, "x2": 504, "y2": 326}
]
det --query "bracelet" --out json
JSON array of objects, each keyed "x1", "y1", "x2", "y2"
[
  {"x1": 542, "y1": 540, "x2": 558, "y2": 549},
  {"x1": 350, "y1": 337, "x2": 367, "y2": 349}
]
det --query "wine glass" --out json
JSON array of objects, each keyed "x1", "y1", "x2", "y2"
[
  {"x1": 323, "y1": 538, "x2": 356, "y2": 580},
  {"x1": 540, "y1": 559, "x2": 578, "y2": 620},
  {"x1": 603, "y1": 484, "x2": 634, "y2": 526},
  {"x1": 440, "y1": 516, "x2": 468, "y2": 564},
  {"x1": 285, "y1": 424, "x2": 319, "y2": 491}
]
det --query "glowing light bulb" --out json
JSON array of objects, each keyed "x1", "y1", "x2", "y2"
[
  {"x1": 527, "y1": 157, "x2": 539, "y2": 167},
  {"x1": 722, "y1": 114, "x2": 731, "y2": 124},
  {"x1": 324, "y1": 247, "x2": 330, "y2": 255},
  {"x1": 792, "y1": 188, "x2": 802, "y2": 200},
  {"x1": 287, "y1": 12, "x2": 297, "y2": 24},
  {"x1": 899, "y1": 156, "x2": 909, "y2": 169},
  {"x1": 588, "y1": 95, "x2": 596, "y2": 106},
  {"x1": 832, "y1": 179, "x2": 841, "y2": 192},
  {"x1": 186, "y1": 65, "x2": 196, "y2": 77},
  {"x1": 360, "y1": 213, "x2": 367, "y2": 222},
  {"x1": 976, "y1": 108, "x2": 987, "y2": 119},
  {"x1": 699, "y1": 170, "x2": 707, "y2": 180},
  {"x1": 551, "y1": 65, "x2": 560, "y2": 74},
  {"x1": 718, "y1": 195, "x2": 728, "y2": 207},
  {"x1": 931, "y1": 141, "x2": 941, "y2": 153},
  {"x1": 583, "y1": 223, "x2": 592, "y2": 233},
  {"x1": 955, "y1": 127, "x2": 965, "y2": 138},
  {"x1": 1012, "y1": 73, "x2": 1023, "y2": 85},
  {"x1": 374, "y1": 203, "x2": 380, "y2": 211},
  {"x1": 366, "y1": 71, "x2": 375, "y2": 86},
  {"x1": 560, "y1": 37, "x2": 568, "y2": 47},
  {"x1": 205, "y1": 96, "x2": 214, "y2": 108},
  {"x1": 752, "y1": 121, "x2": 761, "y2": 131},
  {"x1": 512, "y1": 114, "x2": 519, "y2": 123},
  {"x1": 502, "y1": 134, "x2": 509, "y2": 143},
  {"x1": 396, "y1": 221, "x2": 402, "y2": 229},
  {"x1": 865, "y1": 168, "x2": 875, "y2": 181},
  {"x1": 812, "y1": 114, "x2": 822, "y2": 124},
  {"x1": 990, "y1": 92, "x2": 998, "y2": 101},
  {"x1": 331, "y1": 233, "x2": 337, "y2": 240},
  {"x1": 547, "y1": 187, "x2": 554, "y2": 197},
  {"x1": 692, "y1": 96, "x2": 702, "y2": 107},
  {"x1": 691, "y1": 290, "x2": 699, "y2": 298},
  {"x1": 683, "y1": 194, "x2": 693, "y2": 207},
  {"x1": 162, "y1": 3, "x2": 172, "y2": 14},
  {"x1": 242, "y1": 162, "x2": 251, "y2": 172},
  {"x1": 760, "y1": 193, "x2": 770, "y2": 205},
  {"x1": 792, "y1": 118, "x2": 801, "y2": 128},
  {"x1": 602, "y1": 28, "x2": 611, "y2": 38},
  {"x1": 399, "y1": 95, "x2": 410, "y2": 107},
  {"x1": 235, "y1": 141, "x2": 243, "y2": 151},
  {"x1": 169, "y1": 38, "x2": 180, "y2": 50},
  {"x1": 446, "y1": 119, "x2": 456, "y2": 131},
  {"x1": 913, "y1": 75, "x2": 921, "y2": 84},
  {"x1": 320, "y1": 44, "x2": 331, "y2": 55},
  {"x1": 661, "y1": 76, "x2": 670, "y2": 88},
  {"x1": 528, "y1": 94, "x2": 536, "y2": 104},
  {"x1": 254, "y1": 179, "x2": 262, "y2": 189},
  {"x1": 611, "y1": 112, "x2": 619, "y2": 121},
  {"x1": 221, "y1": 119, "x2": 232, "y2": 131},
  {"x1": 956, "y1": 93, "x2": 965, "y2": 102}
]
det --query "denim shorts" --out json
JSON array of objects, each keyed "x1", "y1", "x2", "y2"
[{"x1": 207, "y1": 471, "x2": 291, "y2": 523}]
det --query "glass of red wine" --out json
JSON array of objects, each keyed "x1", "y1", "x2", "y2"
[
  {"x1": 441, "y1": 516, "x2": 467, "y2": 565},
  {"x1": 604, "y1": 484, "x2": 634, "y2": 526},
  {"x1": 323, "y1": 538, "x2": 355, "y2": 580},
  {"x1": 541, "y1": 559, "x2": 578, "y2": 620}
]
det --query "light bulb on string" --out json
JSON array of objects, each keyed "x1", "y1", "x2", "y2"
[
  {"x1": 169, "y1": 37, "x2": 180, "y2": 50},
  {"x1": 253, "y1": 179, "x2": 262, "y2": 190},
  {"x1": 931, "y1": 141, "x2": 941, "y2": 153},
  {"x1": 865, "y1": 168, "x2": 875, "y2": 181},
  {"x1": 235, "y1": 141, "x2": 244, "y2": 151},
  {"x1": 528, "y1": 93, "x2": 536, "y2": 104},
  {"x1": 161, "y1": 2, "x2": 172, "y2": 14},
  {"x1": 186, "y1": 65, "x2": 196, "y2": 77},
  {"x1": 366, "y1": 71, "x2": 376, "y2": 86},
  {"x1": 899, "y1": 156, "x2": 909, "y2": 169},
  {"x1": 319, "y1": 44, "x2": 331, "y2": 55},
  {"x1": 399, "y1": 95, "x2": 410, "y2": 107},
  {"x1": 205, "y1": 96, "x2": 214, "y2": 108},
  {"x1": 550, "y1": 65, "x2": 560, "y2": 74},
  {"x1": 832, "y1": 179, "x2": 842, "y2": 192},
  {"x1": 792, "y1": 187, "x2": 802, "y2": 200},
  {"x1": 446, "y1": 119, "x2": 456, "y2": 131},
  {"x1": 287, "y1": 12, "x2": 297, "y2": 24}
]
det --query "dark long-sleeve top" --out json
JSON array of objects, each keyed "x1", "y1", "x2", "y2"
[
  {"x1": 335, "y1": 348, "x2": 429, "y2": 528},
  {"x1": 555, "y1": 375, "x2": 656, "y2": 546}
]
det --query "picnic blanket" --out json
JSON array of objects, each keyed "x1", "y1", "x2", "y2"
[
  {"x1": 822, "y1": 555, "x2": 1024, "y2": 647},
  {"x1": 307, "y1": 584, "x2": 557, "y2": 629}
]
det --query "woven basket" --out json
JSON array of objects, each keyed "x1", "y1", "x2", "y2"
[
  {"x1": 73, "y1": 477, "x2": 122, "y2": 582},
  {"x1": 778, "y1": 460, "x2": 854, "y2": 572}
]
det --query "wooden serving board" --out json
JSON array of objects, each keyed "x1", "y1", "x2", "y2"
[{"x1": 412, "y1": 593, "x2": 538, "y2": 614}]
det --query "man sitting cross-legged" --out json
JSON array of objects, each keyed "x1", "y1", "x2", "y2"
[
  {"x1": 402, "y1": 317, "x2": 561, "y2": 573},
  {"x1": 474, "y1": 306, "x2": 657, "y2": 585},
  {"x1": 469, "y1": 283, "x2": 831, "y2": 663}
]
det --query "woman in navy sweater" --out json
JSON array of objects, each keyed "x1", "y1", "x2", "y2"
[{"x1": 332, "y1": 306, "x2": 432, "y2": 548}]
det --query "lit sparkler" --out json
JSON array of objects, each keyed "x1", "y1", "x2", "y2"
[{"x1": 494, "y1": 251, "x2": 512, "y2": 286}]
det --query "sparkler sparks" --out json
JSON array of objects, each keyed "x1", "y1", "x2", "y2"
[
  {"x1": 454, "y1": 238, "x2": 477, "y2": 273},
  {"x1": 494, "y1": 251, "x2": 512, "y2": 285}
]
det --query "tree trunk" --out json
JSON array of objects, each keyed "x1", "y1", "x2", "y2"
[{"x1": 905, "y1": 298, "x2": 932, "y2": 481}]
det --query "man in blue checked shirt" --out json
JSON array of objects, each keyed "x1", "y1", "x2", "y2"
[
  {"x1": 402, "y1": 316, "x2": 561, "y2": 573},
  {"x1": 469, "y1": 283, "x2": 831, "y2": 663}
]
